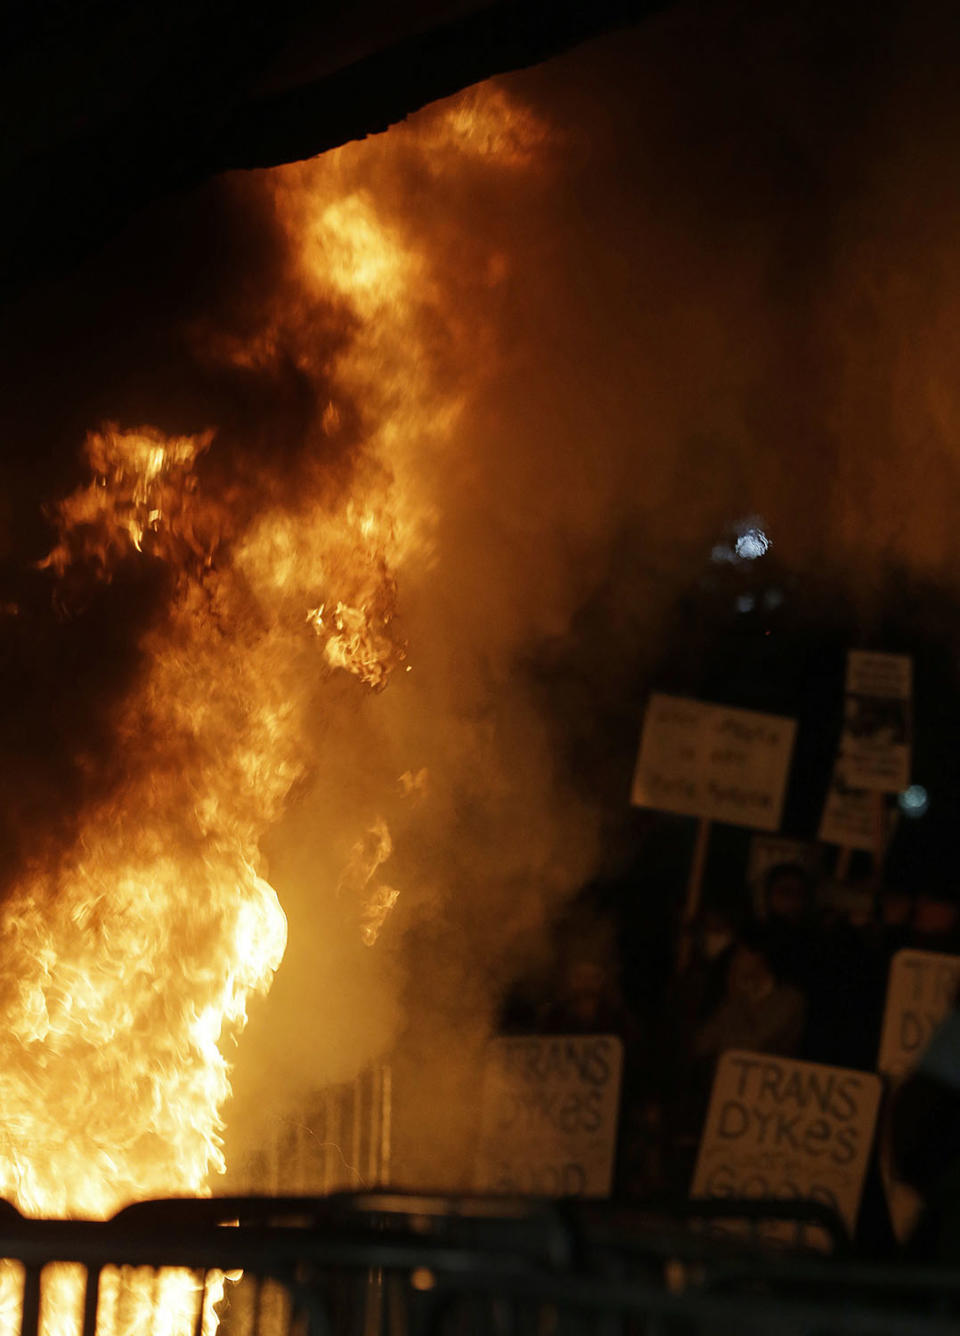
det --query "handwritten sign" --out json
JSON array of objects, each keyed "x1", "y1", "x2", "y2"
[
  {"x1": 876, "y1": 950, "x2": 960, "y2": 1241},
  {"x1": 691, "y1": 1050, "x2": 882, "y2": 1240},
  {"x1": 631, "y1": 695, "x2": 797, "y2": 832},
  {"x1": 877, "y1": 950, "x2": 960, "y2": 1080},
  {"x1": 475, "y1": 1034, "x2": 623, "y2": 1197},
  {"x1": 839, "y1": 651, "x2": 912, "y2": 793}
]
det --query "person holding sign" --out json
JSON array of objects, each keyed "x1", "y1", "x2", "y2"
[
  {"x1": 695, "y1": 923, "x2": 806, "y2": 1063},
  {"x1": 692, "y1": 1048, "x2": 883, "y2": 1245},
  {"x1": 761, "y1": 861, "x2": 819, "y2": 992}
]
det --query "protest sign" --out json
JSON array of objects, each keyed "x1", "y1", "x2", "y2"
[
  {"x1": 818, "y1": 762, "x2": 881, "y2": 853},
  {"x1": 847, "y1": 651, "x2": 913, "y2": 701},
  {"x1": 631, "y1": 695, "x2": 797, "y2": 833},
  {"x1": 475, "y1": 1034, "x2": 623, "y2": 1197},
  {"x1": 748, "y1": 836, "x2": 819, "y2": 913},
  {"x1": 878, "y1": 949, "x2": 960, "y2": 1079},
  {"x1": 876, "y1": 950, "x2": 960, "y2": 1241},
  {"x1": 839, "y1": 651, "x2": 912, "y2": 793},
  {"x1": 691, "y1": 1049, "x2": 882, "y2": 1242}
]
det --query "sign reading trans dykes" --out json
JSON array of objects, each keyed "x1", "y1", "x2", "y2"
[
  {"x1": 475, "y1": 1034, "x2": 623, "y2": 1198},
  {"x1": 631, "y1": 694, "x2": 797, "y2": 832},
  {"x1": 692, "y1": 1049, "x2": 882, "y2": 1241}
]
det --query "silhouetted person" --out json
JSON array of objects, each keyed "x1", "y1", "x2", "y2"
[
  {"x1": 694, "y1": 924, "x2": 806, "y2": 1060},
  {"x1": 672, "y1": 907, "x2": 739, "y2": 1035},
  {"x1": 762, "y1": 862, "x2": 818, "y2": 990},
  {"x1": 538, "y1": 925, "x2": 654, "y2": 1197}
]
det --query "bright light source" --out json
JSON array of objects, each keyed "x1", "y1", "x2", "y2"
[
  {"x1": 898, "y1": 785, "x2": 929, "y2": 818},
  {"x1": 735, "y1": 526, "x2": 770, "y2": 560}
]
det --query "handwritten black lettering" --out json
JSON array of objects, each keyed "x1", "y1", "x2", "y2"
[
  {"x1": 705, "y1": 1163, "x2": 737, "y2": 1196},
  {"x1": 804, "y1": 1070, "x2": 833, "y2": 1114},
  {"x1": 753, "y1": 1108, "x2": 775, "y2": 1144},
  {"x1": 718, "y1": 1100, "x2": 749, "y2": 1139},
  {"x1": 832, "y1": 1126, "x2": 858, "y2": 1167},
  {"x1": 781, "y1": 1068, "x2": 806, "y2": 1105},
  {"x1": 706, "y1": 781, "x2": 773, "y2": 809},
  {"x1": 775, "y1": 1112, "x2": 801, "y2": 1151},
  {"x1": 937, "y1": 962, "x2": 960, "y2": 1004},
  {"x1": 648, "y1": 772, "x2": 698, "y2": 802},
  {"x1": 730, "y1": 1055, "x2": 763, "y2": 1098},
  {"x1": 759, "y1": 1061, "x2": 783, "y2": 1103},
  {"x1": 557, "y1": 1093, "x2": 581, "y2": 1135},
  {"x1": 803, "y1": 1118, "x2": 832, "y2": 1156},
  {"x1": 715, "y1": 718, "x2": 780, "y2": 748},
  {"x1": 899, "y1": 1010, "x2": 928, "y2": 1054},
  {"x1": 831, "y1": 1076, "x2": 860, "y2": 1122},
  {"x1": 809, "y1": 1184, "x2": 840, "y2": 1214},
  {"x1": 709, "y1": 747, "x2": 747, "y2": 766}
]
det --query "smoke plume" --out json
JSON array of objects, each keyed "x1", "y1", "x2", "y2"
[{"x1": 2, "y1": 2, "x2": 960, "y2": 1200}]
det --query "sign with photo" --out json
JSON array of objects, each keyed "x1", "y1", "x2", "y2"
[
  {"x1": 838, "y1": 651, "x2": 912, "y2": 793},
  {"x1": 475, "y1": 1034, "x2": 623, "y2": 1198},
  {"x1": 691, "y1": 1049, "x2": 882, "y2": 1244},
  {"x1": 818, "y1": 762, "x2": 881, "y2": 853},
  {"x1": 748, "y1": 836, "x2": 819, "y2": 913},
  {"x1": 631, "y1": 694, "x2": 797, "y2": 833}
]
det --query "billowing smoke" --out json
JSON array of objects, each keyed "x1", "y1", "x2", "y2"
[{"x1": 2, "y1": 2, "x2": 960, "y2": 1204}]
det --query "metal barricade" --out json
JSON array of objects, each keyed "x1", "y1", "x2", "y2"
[{"x1": 0, "y1": 1193, "x2": 957, "y2": 1336}]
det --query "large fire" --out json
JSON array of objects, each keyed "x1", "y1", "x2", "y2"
[{"x1": 0, "y1": 81, "x2": 550, "y2": 1336}]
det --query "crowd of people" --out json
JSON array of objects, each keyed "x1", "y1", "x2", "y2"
[{"x1": 497, "y1": 859, "x2": 960, "y2": 1254}]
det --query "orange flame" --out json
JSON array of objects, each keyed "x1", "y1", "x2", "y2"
[
  {"x1": 39, "y1": 426, "x2": 216, "y2": 576},
  {"x1": 0, "y1": 76, "x2": 554, "y2": 1336}
]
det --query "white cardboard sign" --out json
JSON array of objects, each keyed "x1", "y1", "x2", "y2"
[
  {"x1": 691, "y1": 1049, "x2": 882, "y2": 1240},
  {"x1": 631, "y1": 694, "x2": 797, "y2": 833},
  {"x1": 475, "y1": 1034, "x2": 623, "y2": 1198},
  {"x1": 839, "y1": 651, "x2": 912, "y2": 793},
  {"x1": 877, "y1": 950, "x2": 960, "y2": 1080},
  {"x1": 877, "y1": 950, "x2": 960, "y2": 1241}
]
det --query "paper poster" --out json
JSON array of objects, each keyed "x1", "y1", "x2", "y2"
[
  {"x1": 631, "y1": 694, "x2": 797, "y2": 833},
  {"x1": 748, "y1": 836, "x2": 819, "y2": 913},
  {"x1": 818, "y1": 762, "x2": 880, "y2": 852},
  {"x1": 839, "y1": 651, "x2": 912, "y2": 793},
  {"x1": 475, "y1": 1034, "x2": 623, "y2": 1197},
  {"x1": 877, "y1": 950, "x2": 960, "y2": 1242},
  {"x1": 691, "y1": 1049, "x2": 882, "y2": 1243}
]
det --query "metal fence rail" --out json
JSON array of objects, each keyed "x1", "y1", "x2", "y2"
[{"x1": 0, "y1": 1193, "x2": 957, "y2": 1336}]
